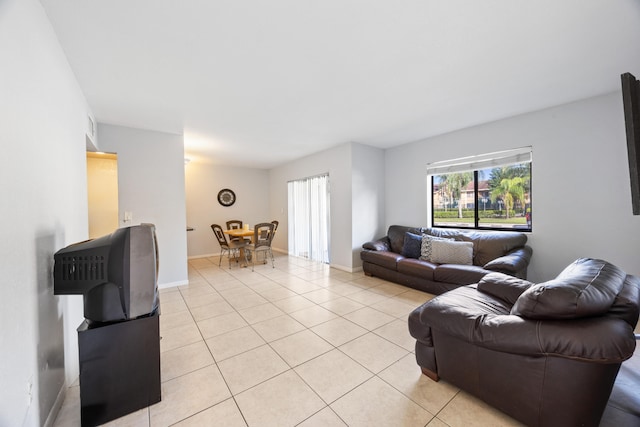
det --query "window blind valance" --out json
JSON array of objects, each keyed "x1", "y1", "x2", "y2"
[{"x1": 426, "y1": 147, "x2": 532, "y2": 176}]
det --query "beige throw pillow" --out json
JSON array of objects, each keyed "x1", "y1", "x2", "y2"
[
  {"x1": 430, "y1": 239, "x2": 474, "y2": 265},
  {"x1": 420, "y1": 234, "x2": 450, "y2": 261}
]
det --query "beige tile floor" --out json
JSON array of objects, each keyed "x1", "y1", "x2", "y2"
[{"x1": 52, "y1": 253, "x2": 637, "y2": 427}]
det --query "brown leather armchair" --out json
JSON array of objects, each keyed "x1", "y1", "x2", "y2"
[{"x1": 408, "y1": 258, "x2": 640, "y2": 427}]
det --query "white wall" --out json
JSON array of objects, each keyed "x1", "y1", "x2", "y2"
[
  {"x1": 269, "y1": 143, "x2": 358, "y2": 271},
  {"x1": 87, "y1": 154, "x2": 119, "y2": 239},
  {"x1": 98, "y1": 124, "x2": 189, "y2": 288},
  {"x1": 351, "y1": 143, "x2": 386, "y2": 268},
  {"x1": 385, "y1": 92, "x2": 640, "y2": 282},
  {"x1": 185, "y1": 162, "x2": 270, "y2": 257},
  {"x1": 268, "y1": 142, "x2": 385, "y2": 271},
  {"x1": 0, "y1": 0, "x2": 90, "y2": 425}
]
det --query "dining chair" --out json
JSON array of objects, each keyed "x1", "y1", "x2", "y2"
[
  {"x1": 211, "y1": 224, "x2": 246, "y2": 268},
  {"x1": 226, "y1": 219, "x2": 250, "y2": 243},
  {"x1": 243, "y1": 222, "x2": 275, "y2": 271},
  {"x1": 266, "y1": 220, "x2": 279, "y2": 243},
  {"x1": 226, "y1": 220, "x2": 243, "y2": 230}
]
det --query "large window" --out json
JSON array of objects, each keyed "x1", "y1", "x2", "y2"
[{"x1": 429, "y1": 148, "x2": 532, "y2": 232}]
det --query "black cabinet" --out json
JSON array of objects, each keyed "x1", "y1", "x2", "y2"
[{"x1": 77, "y1": 312, "x2": 161, "y2": 426}]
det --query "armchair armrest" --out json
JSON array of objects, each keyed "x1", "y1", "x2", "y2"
[
  {"x1": 415, "y1": 288, "x2": 636, "y2": 363},
  {"x1": 475, "y1": 315, "x2": 636, "y2": 362},
  {"x1": 362, "y1": 236, "x2": 390, "y2": 251},
  {"x1": 483, "y1": 245, "x2": 533, "y2": 275}
]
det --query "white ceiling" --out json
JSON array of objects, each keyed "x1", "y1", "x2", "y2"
[{"x1": 39, "y1": 0, "x2": 640, "y2": 168}]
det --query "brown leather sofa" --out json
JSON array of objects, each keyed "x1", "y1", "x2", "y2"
[
  {"x1": 408, "y1": 258, "x2": 640, "y2": 427},
  {"x1": 361, "y1": 225, "x2": 532, "y2": 295}
]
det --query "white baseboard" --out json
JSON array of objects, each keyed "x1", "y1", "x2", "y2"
[
  {"x1": 158, "y1": 280, "x2": 189, "y2": 290},
  {"x1": 187, "y1": 253, "x2": 217, "y2": 260},
  {"x1": 189, "y1": 249, "x2": 288, "y2": 259},
  {"x1": 44, "y1": 383, "x2": 68, "y2": 427},
  {"x1": 186, "y1": 250, "x2": 363, "y2": 274},
  {"x1": 329, "y1": 263, "x2": 363, "y2": 273}
]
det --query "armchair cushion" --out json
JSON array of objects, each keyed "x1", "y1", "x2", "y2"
[{"x1": 511, "y1": 258, "x2": 627, "y2": 320}]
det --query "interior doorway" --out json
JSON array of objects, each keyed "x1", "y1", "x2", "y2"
[{"x1": 86, "y1": 152, "x2": 119, "y2": 238}]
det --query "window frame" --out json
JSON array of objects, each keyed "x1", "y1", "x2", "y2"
[{"x1": 429, "y1": 157, "x2": 532, "y2": 233}]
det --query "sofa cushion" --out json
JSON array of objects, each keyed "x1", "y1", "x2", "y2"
[
  {"x1": 477, "y1": 272, "x2": 535, "y2": 305},
  {"x1": 388, "y1": 225, "x2": 424, "y2": 254},
  {"x1": 397, "y1": 258, "x2": 437, "y2": 280},
  {"x1": 431, "y1": 239, "x2": 474, "y2": 265},
  {"x1": 467, "y1": 231, "x2": 528, "y2": 267},
  {"x1": 511, "y1": 258, "x2": 627, "y2": 320},
  {"x1": 434, "y1": 264, "x2": 490, "y2": 285},
  {"x1": 401, "y1": 232, "x2": 423, "y2": 259},
  {"x1": 423, "y1": 227, "x2": 465, "y2": 240}
]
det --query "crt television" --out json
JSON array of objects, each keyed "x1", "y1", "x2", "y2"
[{"x1": 54, "y1": 224, "x2": 159, "y2": 323}]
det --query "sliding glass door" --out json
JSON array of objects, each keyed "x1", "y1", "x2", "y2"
[{"x1": 287, "y1": 174, "x2": 330, "y2": 263}]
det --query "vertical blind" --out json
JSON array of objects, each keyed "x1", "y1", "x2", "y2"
[{"x1": 287, "y1": 174, "x2": 330, "y2": 264}]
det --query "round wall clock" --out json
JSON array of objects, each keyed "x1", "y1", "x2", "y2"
[{"x1": 217, "y1": 188, "x2": 236, "y2": 207}]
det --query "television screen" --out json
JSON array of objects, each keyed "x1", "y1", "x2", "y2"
[{"x1": 54, "y1": 224, "x2": 159, "y2": 323}]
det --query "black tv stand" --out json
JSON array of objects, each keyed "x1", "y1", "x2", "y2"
[{"x1": 77, "y1": 312, "x2": 161, "y2": 426}]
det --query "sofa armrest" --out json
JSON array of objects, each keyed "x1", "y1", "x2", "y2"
[
  {"x1": 362, "y1": 236, "x2": 390, "y2": 252},
  {"x1": 477, "y1": 272, "x2": 534, "y2": 305},
  {"x1": 483, "y1": 245, "x2": 532, "y2": 275}
]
